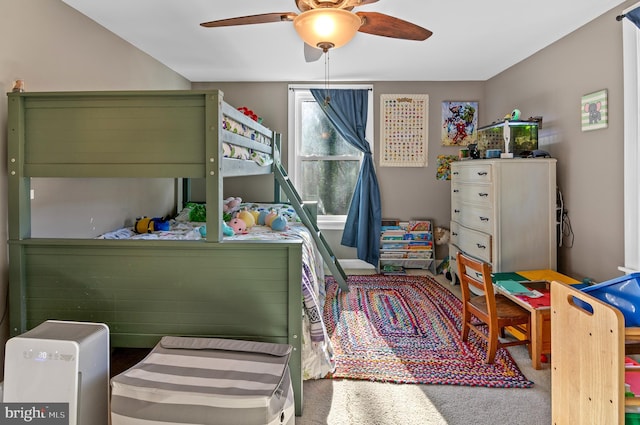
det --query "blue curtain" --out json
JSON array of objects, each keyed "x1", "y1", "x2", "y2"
[
  {"x1": 310, "y1": 89, "x2": 381, "y2": 266},
  {"x1": 619, "y1": 7, "x2": 640, "y2": 28}
]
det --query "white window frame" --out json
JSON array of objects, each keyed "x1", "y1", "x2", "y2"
[
  {"x1": 288, "y1": 84, "x2": 374, "y2": 230},
  {"x1": 622, "y1": 2, "x2": 640, "y2": 274}
]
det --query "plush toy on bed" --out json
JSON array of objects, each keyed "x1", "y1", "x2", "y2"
[
  {"x1": 223, "y1": 197, "x2": 242, "y2": 213},
  {"x1": 199, "y1": 221, "x2": 235, "y2": 237},
  {"x1": 134, "y1": 216, "x2": 170, "y2": 234},
  {"x1": 228, "y1": 217, "x2": 248, "y2": 234},
  {"x1": 269, "y1": 215, "x2": 287, "y2": 231},
  {"x1": 223, "y1": 197, "x2": 242, "y2": 222},
  {"x1": 236, "y1": 208, "x2": 256, "y2": 228},
  {"x1": 261, "y1": 209, "x2": 287, "y2": 231}
]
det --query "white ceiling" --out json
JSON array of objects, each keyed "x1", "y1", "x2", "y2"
[{"x1": 61, "y1": 0, "x2": 628, "y2": 82}]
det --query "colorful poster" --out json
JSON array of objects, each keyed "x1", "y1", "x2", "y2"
[
  {"x1": 380, "y1": 94, "x2": 429, "y2": 167},
  {"x1": 441, "y1": 101, "x2": 478, "y2": 146}
]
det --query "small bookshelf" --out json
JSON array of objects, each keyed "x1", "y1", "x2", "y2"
[{"x1": 378, "y1": 219, "x2": 435, "y2": 275}]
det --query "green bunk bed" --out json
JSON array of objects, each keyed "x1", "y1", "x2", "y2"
[{"x1": 6, "y1": 89, "x2": 347, "y2": 416}]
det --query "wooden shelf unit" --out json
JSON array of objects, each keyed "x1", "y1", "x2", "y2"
[{"x1": 551, "y1": 281, "x2": 640, "y2": 424}]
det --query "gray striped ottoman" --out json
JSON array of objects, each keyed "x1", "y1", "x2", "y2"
[{"x1": 111, "y1": 336, "x2": 294, "y2": 425}]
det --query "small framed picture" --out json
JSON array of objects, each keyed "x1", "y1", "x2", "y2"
[{"x1": 581, "y1": 89, "x2": 608, "y2": 131}]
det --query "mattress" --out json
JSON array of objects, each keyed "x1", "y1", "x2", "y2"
[{"x1": 111, "y1": 337, "x2": 295, "y2": 425}]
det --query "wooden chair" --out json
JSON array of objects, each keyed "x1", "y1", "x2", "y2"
[{"x1": 456, "y1": 252, "x2": 531, "y2": 364}]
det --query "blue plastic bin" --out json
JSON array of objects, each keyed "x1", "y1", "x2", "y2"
[{"x1": 580, "y1": 273, "x2": 640, "y2": 327}]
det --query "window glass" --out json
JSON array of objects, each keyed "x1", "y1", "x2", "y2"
[{"x1": 289, "y1": 85, "x2": 373, "y2": 225}]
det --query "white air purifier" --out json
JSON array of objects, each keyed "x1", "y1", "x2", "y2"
[{"x1": 3, "y1": 320, "x2": 110, "y2": 425}]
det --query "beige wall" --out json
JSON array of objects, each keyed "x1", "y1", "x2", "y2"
[
  {"x1": 485, "y1": 1, "x2": 634, "y2": 282},
  {"x1": 0, "y1": 0, "x2": 189, "y2": 378}
]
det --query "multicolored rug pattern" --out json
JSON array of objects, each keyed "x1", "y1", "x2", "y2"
[{"x1": 324, "y1": 274, "x2": 533, "y2": 388}]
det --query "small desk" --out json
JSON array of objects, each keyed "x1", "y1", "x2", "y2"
[{"x1": 492, "y1": 270, "x2": 580, "y2": 370}]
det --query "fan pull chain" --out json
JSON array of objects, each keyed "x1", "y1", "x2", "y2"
[{"x1": 324, "y1": 50, "x2": 331, "y2": 106}]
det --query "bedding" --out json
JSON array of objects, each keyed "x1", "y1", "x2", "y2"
[
  {"x1": 222, "y1": 115, "x2": 273, "y2": 166},
  {"x1": 98, "y1": 207, "x2": 335, "y2": 380}
]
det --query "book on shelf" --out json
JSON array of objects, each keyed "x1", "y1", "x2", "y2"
[
  {"x1": 406, "y1": 252, "x2": 432, "y2": 259},
  {"x1": 406, "y1": 244, "x2": 432, "y2": 250},
  {"x1": 380, "y1": 243, "x2": 407, "y2": 250},
  {"x1": 381, "y1": 235, "x2": 405, "y2": 241},
  {"x1": 381, "y1": 226, "x2": 403, "y2": 232},
  {"x1": 404, "y1": 232, "x2": 432, "y2": 241},
  {"x1": 381, "y1": 218, "x2": 400, "y2": 226},
  {"x1": 408, "y1": 220, "x2": 431, "y2": 232},
  {"x1": 380, "y1": 252, "x2": 405, "y2": 259}
]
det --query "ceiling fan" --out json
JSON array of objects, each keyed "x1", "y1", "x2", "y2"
[{"x1": 200, "y1": 0, "x2": 432, "y2": 60}]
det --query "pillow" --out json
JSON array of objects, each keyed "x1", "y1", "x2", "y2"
[{"x1": 175, "y1": 207, "x2": 192, "y2": 222}]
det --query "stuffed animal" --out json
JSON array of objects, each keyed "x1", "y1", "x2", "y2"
[
  {"x1": 257, "y1": 210, "x2": 269, "y2": 225},
  {"x1": 199, "y1": 222, "x2": 235, "y2": 238},
  {"x1": 228, "y1": 217, "x2": 247, "y2": 234},
  {"x1": 265, "y1": 210, "x2": 278, "y2": 227},
  {"x1": 222, "y1": 221, "x2": 235, "y2": 236},
  {"x1": 270, "y1": 215, "x2": 287, "y2": 231},
  {"x1": 434, "y1": 227, "x2": 450, "y2": 246},
  {"x1": 236, "y1": 208, "x2": 256, "y2": 228},
  {"x1": 223, "y1": 197, "x2": 242, "y2": 213},
  {"x1": 134, "y1": 216, "x2": 170, "y2": 234}
]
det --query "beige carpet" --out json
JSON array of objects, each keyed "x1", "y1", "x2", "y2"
[{"x1": 299, "y1": 269, "x2": 551, "y2": 425}]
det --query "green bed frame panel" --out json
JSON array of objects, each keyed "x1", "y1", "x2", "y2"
[
  {"x1": 13, "y1": 92, "x2": 208, "y2": 177},
  {"x1": 8, "y1": 238, "x2": 304, "y2": 414},
  {"x1": 9, "y1": 239, "x2": 302, "y2": 342},
  {"x1": 6, "y1": 90, "x2": 309, "y2": 415}
]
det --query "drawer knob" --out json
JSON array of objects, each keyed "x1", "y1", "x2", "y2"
[
  {"x1": 476, "y1": 243, "x2": 486, "y2": 249},
  {"x1": 480, "y1": 217, "x2": 489, "y2": 222},
  {"x1": 477, "y1": 171, "x2": 488, "y2": 176},
  {"x1": 453, "y1": 189, "x2": 459, "y2": 193},
  {"x1": 452, "y1": 232, "x2": 458, "y2": 236},
  {"x1": 453, "y1": 171, "x2": 459, "y2": 175},
  {"x1": 478, "y1": 193, "x2": 489, "y2": 197},
  {"x1": 454, "y1": 209, "x2": 460, "y2": 213}
]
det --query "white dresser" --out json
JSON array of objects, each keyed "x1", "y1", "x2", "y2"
[{"x1": 449, "y1": 158, "x2": 557, "y2": 282}]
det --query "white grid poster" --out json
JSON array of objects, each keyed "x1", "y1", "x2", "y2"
[{"x1": 380, "y1": 94, "x2": 429, "y2": 167}]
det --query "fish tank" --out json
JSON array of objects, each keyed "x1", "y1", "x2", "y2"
[{"x1": 476, "y1": 120, "x2": 539, "y2": 158}]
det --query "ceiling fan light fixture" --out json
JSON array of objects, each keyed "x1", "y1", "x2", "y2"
[{"x1": 293, "y1": 8, "x2": 361, "y2": 50}]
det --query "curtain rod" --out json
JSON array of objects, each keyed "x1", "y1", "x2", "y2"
[{"x1": 289, "y1": 86, "x2": 373, "y2": 91}]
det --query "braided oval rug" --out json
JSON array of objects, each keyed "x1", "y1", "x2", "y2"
[{"x1": 323, "y1": 274, "x2": 533, "y2": 388}]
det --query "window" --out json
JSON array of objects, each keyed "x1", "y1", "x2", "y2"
[{"x1": 288, "y1": 85, "x2": 373, "y2": 229}]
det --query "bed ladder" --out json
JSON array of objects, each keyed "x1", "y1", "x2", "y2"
[{"x1": 274, "y1": 163, "x2": 349, "y2": 292}]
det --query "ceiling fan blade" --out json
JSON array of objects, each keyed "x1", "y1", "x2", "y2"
[
  {"x1": 304, "y1": 43, "x2": 324, "y2": 62},
  {"x1": 344, "y1": 0, "x2": 379, "y2": 7},
  {"x1": 200, "y1": 12, "x2": 297, "y2": 28},
  {"x1": 356, "y1": 12, "x2": 432, "y2": 41},
  {"x1": 296, "y1": 0, "x2": 377, "y2": 12}
]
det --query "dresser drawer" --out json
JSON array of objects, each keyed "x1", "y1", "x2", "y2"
[
  {"x1": 452, "y1": 182, "x2": 493, "y2": 206},
  {"x1": 454, "y1": 223, "x2": 492, "y2": 263},
  {"x1": 452, "y1": 202, "x2": 493, "y2": 233},
  {"x1": 451, "y1": 163, "x2": 492, "y2": 183}
]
